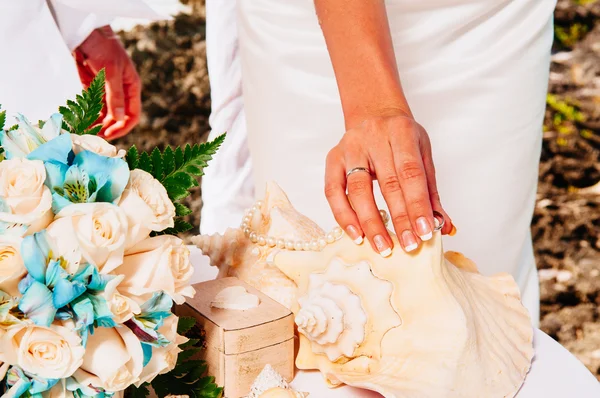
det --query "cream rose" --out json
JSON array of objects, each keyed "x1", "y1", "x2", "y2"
[
  {"x1": 117, "y1": 236, "x2": 195, "y2": 304},
  {"x1": 71, "y1": 134, "x2": 126, "y2": 158},
  {"x1": 118, "y1": 169, "x2": 175, "y2": 248},
  {"x1": 0, "y1": 323, "x2": 85, "y2": 379},
  {"x1": 136, "y1": 315, "x2": 188, "y2": 386},
  {"x1": 0, "y1": 236, "x2": 26, "y2": 296},
  {"x1": 0, "y1": 158, "x2": 52, "y2": 235},
  {"x1": 102, "y1": 275, "x2": 141, "y2": 324},
  {"x1": 75, "y1": 326, "x2": 144, "y2": 392},
  {"x1": 47, "y1": 203, "x2": 128, "y2": 274}
]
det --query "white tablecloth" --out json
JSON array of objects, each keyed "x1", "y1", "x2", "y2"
[{"x1": 189, "y1": 246, "x2": 600, "y2": 397}]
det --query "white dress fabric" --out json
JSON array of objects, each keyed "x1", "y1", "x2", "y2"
[
  {"x1": 0, "y1": 0, "x2": 162, "y2": 122},
  {"x1": 214, "y1": 0, "x2": 561, "y2": 324},
  {"x1": 188, "y1": 248, "x2": 600, "y2": 397},
  {"x1": 200, "y1": 0, "x2": 255, "y2": 235}
]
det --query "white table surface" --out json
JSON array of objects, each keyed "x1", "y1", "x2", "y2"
[{"x1": 189, "y1": 246, "x2": 600, "y2": 397}]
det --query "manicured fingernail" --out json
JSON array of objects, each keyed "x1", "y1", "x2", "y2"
[
  {"x1": 401, "y1": 230, "x2": 418, "y2": 252},
  {"x1": 114, "y1": 107, "x2": 125, "y2": 121},
  {"x1": 347, "y1": 225, "x2": 363, "y2": 245},
  {"x1": 449, "y1": 225, "x2": 457, "y2": 236},
  {"x1": 416, "y1": 217, "x2": 432, "y2": 241},
  {"x1": 374, "y1": 235, "x2": 392, "y2": 257}
]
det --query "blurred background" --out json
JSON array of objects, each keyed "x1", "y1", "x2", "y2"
[{"x1": 111, "y1": 0, "x2": 600, "y2": 379}]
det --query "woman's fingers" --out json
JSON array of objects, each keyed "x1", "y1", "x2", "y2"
[
  {"x1": 390, "y1": 122, "x2": 435, "y2": 242},
  {"x1": 371, "y1": 144, "x2": 418, "y2": 252},
  {"x1": 420, "y1": 134, "x2": 454, "y2": 235},
  {"x1": 345, "y1": 151, "x2": 393, "y2": 257},
  {"x1": 324, "y1": 150, "x2": 364, "y2": 244}
]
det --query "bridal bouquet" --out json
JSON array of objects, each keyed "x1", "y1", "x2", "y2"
[{"x1": 0, "y1": 71, "x2": 223, "y2": 397}]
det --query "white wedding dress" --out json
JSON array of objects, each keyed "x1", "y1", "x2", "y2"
[{"x1": 202, "y1": 0, "x2": 563, "y2": 325}]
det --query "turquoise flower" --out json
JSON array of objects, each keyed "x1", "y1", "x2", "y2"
[
  {"x1": 18, "y1": 232, "x2": 116, "y2": 336},
  {"x1": 20, "y1": 128, "x2": 130, "y2": 213},
  {"x1": 5, "y1": 365, "x2": 59, "y2": 397},
  {"x1": 0, "y1": 113, "x2": 63, "y2": 159}
]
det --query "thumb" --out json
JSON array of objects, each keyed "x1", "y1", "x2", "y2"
[{"x1": 104, "y1": 66, "x2": 125, "y2": 122}]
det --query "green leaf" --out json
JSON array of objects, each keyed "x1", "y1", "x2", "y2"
[
  {"x1": 126, "y1": 146, "x2": 139, "y2": 170},
  {"x1": 151, "y1": 147, "x2": 164, "y2": 180},
  {"x1": 175, "y1": 203, "x2": 192, "y2": 217},
  {"x1": 138, "y1": 151, "x2": 153, "y2": 174},
  {"x1": 125, "y1": 382, "x2": 150, "y2": 398},
  {"x1": 176, "y1": 347, "x2": 200, "y2": 364},
  {"x1": 7, "y1": 124, "x2": 18, "y2": 132},
  {"x1": 0, "y1": 111, "x2": 5, "y2": 132},
  {"x1": 162, "y1": 146, "x2": 175, "y2": 176},
  {"x1": 59, "y1": 69, "x2": 106, "y2": 135},
  {"x1": 177, "y1": 317, "x2": 196, "y2": 334}
]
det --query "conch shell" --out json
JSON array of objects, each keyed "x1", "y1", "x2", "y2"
[
  {"x1": 259, "y1": 387, "x2": 308, "y2": 398},
  {"x1": 192, "y1": 182, "x2": 321, "y2": 309},
  {"x1": 194, "y1": 182, "x2": 534, "y2": 398}
]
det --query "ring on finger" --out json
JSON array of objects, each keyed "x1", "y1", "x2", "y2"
[
  {"x1": 346, "y1": 167, "x2": 372, "y2": 179},
  {"x1": 433, "y1": 211, "x2": 445, "y2": 232}
]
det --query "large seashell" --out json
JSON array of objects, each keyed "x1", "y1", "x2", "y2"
[
  {"x1": 195, "y1": 182, "x2": 534, "y2": 397},
  {"x1": 192, "y1": 182, "x2": 324, "y2": 309},
  {"x1": 274, "y1": 233, "x2": 533, "y2": 397}
]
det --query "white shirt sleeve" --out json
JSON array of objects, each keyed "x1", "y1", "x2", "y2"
[{"x1": 48, "y1": 0, "x2": 167, "y2": 50}]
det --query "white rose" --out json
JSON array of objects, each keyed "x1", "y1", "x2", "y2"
[
  {"x1": 71, "y1": 134, "x2": 126, "y2": 158},
  {"x1": 117, "y1": 236, "x2": 195, "y2": 305},
  {"x1": 103, "y1": 275, "x2": 141, "y2": 324},
  {"x1": 0, "y1": 323, "x2": 85, "y2": 379},
  {"x1": 136, "y1": 315, "x2": 188, "y2": 386},
  {"x1": 0, "y1": 236, "x2": 26, "y2": 296},
  {"x1": 118, "y1": 169, "x2": 175, "y2": 248},
  {"x1": 0, "y1": 158, "x2": 52, "y2": 235},
  {"x1": 75, "y1": 326, "x2": 144, "y2": 392},
  {"x1": 47, "y1": 203, "x2": 128, "y2": 274}
]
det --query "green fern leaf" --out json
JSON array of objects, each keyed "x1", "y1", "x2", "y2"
[
  {"x1": 175, "y1": 203, "x2": 192, "y2": 217},
  {"x1": 125, "y1": 382, "x2": 150, "y2": 398},
  {"x1": 162, "y1": 146, "x2": 175, "y2": 176},
  {"x1": 177, "y1": 317, "x2": 196, "y2": 334},
  {"x1": 151, "y1": 147, "x2": 164, "y2": 180},
  {"x1": 138, "y1": 152, "x2": 153, "y2": 174},
  {"x1": 59, "y1": 69, "x2": 106, "y2": 135},
  {"x1": 174, "y1": 147, "x2": 184, "y2": 169},
  {"x1": 126, "y1": 146, "x2": 139, "y2": 170},
  {"x1": 0, "y1": 109, "x2": 5, "y2": 131}
]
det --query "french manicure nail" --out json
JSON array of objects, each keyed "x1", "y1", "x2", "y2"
[
  {"x1": 416, "y1": 217, "x2": 432, "y2": 241},
  {"x1": 347, "y1": 225, "x2": 363, "y2": 245},
  {"x1": 401, "y1": 230, "x2": 418, "y2": 252},
  {"x1": 114, "y1": 107, "x2": 125, "y2": 121},
  {"x1": 374, "y1": 235, "x2": 392, "y2": 257},
  {"x1": 449, "y1": 224, "x2": 457, "y2": 236}
]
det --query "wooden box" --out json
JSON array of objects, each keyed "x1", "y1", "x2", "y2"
[{"x1": 176, "y1": 277, "x2": 295, "y2": 398}]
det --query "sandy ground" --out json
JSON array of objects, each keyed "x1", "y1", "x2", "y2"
[{"x1": 113, "y1": 0, "x2": 600, "y2": 379}]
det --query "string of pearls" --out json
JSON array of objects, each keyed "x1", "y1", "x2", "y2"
[{"x1": 240, "y1": 200, "x2": 390, "y2": 252}]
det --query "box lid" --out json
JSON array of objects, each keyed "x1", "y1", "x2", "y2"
[{"x1": 183, "y1": 277, "x2": 294, "y2": 355}]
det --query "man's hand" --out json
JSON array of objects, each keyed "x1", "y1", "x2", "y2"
[{"x1": 74, "y1": 25, "x2": 141, "y2": 140}]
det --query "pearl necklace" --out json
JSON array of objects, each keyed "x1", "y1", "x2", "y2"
[{"x1": 240, "y1": 200, "x2": 390, "y2": 252}]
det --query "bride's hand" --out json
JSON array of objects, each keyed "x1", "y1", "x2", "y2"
[{"x1": 325, "y1": 112, "x2": 453, "y2": 256}]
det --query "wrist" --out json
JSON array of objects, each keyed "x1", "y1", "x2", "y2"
[{"x1": 343, "y1": 102, "x2": 413, "y2": 130}]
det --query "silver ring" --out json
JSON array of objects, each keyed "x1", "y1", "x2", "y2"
[
  {"x1": 346, "y1": 167, "x2": 371, "y2": 178},
  {"x1": 433, "y1": 211, "x2": 445, "y2": 232}
]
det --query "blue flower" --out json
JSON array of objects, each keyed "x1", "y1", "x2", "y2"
[
  {"x1": 17, "y1": 232, "x2": 117, "y2": 332},
  {"x1": 0, "y1": 113, "x2": 63, "y2": 159},
  {"x1": 124, "y1": 292, "x2": 173, "y2": 349},
  {"x1": 5, "y1": 365, "x2": 59, "y2": 397},
  {"x1": 39, "y1": 144, "x2": 129, "y2": 213}
]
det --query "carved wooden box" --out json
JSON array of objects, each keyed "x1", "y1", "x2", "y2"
[{"x1": 176, "y1": 277, "x2": 295, "y2": 398}]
